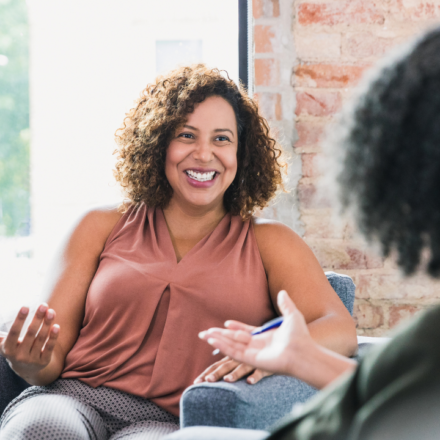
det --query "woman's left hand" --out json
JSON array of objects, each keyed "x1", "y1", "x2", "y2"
[{"x1": 193, "y1": 355, "x2": 272, "y2": 385}]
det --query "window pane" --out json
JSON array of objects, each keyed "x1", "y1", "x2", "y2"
[
  {"x1": 156, "y1": 40, "x2": 203, "y2": 74},
  {"x1": 1, "y1": 0, "x2": 239, "y2": 325},
  {"x1": 0, "y1": 0, "x2": 30, "y2": 237}
]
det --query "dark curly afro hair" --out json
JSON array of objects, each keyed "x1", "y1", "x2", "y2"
[
  {"x1": 114, "y1": 64, "x2": 285, "y2": 220},
  {"x1": 333, "y1": 27, "x2": 440, "y2": 277}
]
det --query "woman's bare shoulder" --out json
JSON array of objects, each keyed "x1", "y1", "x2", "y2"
[
  {"x1": 67, "y1": 204, "x2": 126, "y2": 253},
  {"x1": 252, "y1": 217, "x2": 302, "y2": 244},
  {"x1": 252, "y1": 217, "x2": 312, "y2": 267}
]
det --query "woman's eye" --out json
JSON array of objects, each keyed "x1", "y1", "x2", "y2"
[
  {"x1": 216, "y1": 136, "x2": 230, "y2": 142},
  {"x1": 179, "y1": 133, "x2": 194, "y2": 139}
]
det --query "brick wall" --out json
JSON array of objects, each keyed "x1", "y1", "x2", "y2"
[
  {"x1": 253, "y1": 0, "x2": 302, "y2": 232},
  {"x1": 254, "y1": 0, "x2": 440, "y2": 335}
]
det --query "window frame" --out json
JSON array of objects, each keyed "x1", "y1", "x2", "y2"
[{"x1": 238, "y1": 0, "x2": 253, "y2": 96}]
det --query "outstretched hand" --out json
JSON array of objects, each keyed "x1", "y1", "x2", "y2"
[
  {"x1": 198, "y1": 290, "x2": 315, "y2": 377},
  {"x1": 0, "y1": 304, "x2": 60, "y2": 381}
]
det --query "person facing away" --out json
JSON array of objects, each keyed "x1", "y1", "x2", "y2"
[
  {"x1": 0, "y1": 65, "x2": 357, "y2": 439},
  {"x1": 190, "y1": 26, "x2": 440, "y2": 440}
]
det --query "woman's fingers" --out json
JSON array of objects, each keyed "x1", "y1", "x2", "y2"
[
  {"x1": 202, "y1": 328, "x2": 252, "y2": 345},
  {"x1": 205, "y1": 358, "x2": 241, "y2": 382},
  {"x1": 223, "y1": 362, "x2": 254, "y2": 382},
  {"x1": 40, "y1": 325, "x2": 60, "y2": 365},
  {"x1": 224, "y1": 320, "x2": 256, "y2": 333},
  {"x1": 30, "y1": 309, "x2": 56, "y2": 360},
  {"x1": 246, "y1": 368, "x2": 273, "y2": 385},
  {"x1": 195, "y1": 358, "x2": 241, "y2": 383},
  {"x1": 20, "y1": 304, "x2": 49, "y2": 353},
  {"x1": 206, "y1": 335, "x2": 249, "y2": 363},
  {"x1": 193, "y1": 356, "x2": 231, "y2": 384},
  {"x1": 277, "y1": 290, "x2": 298, "y2": 316},
  {"x1": 3, "y1": 307, "x2": 29, "y2": 355}
]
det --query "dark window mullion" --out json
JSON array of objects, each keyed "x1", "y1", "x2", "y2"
[{"x1": 238, "y1": 0, "x2": 250, "y2": 94}]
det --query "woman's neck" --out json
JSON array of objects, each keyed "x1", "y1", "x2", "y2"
[{"x1": 162, "y1": 198, "x2": 227, "y2": 243}]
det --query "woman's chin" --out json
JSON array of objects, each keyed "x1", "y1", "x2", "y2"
[{"x1": 176, "y1": 192, "x2": 224, "y2": 211}]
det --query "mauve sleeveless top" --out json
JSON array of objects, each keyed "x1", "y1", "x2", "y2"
[{"x1": 61, "y1": 204, "x2": 275, "y2": 416}]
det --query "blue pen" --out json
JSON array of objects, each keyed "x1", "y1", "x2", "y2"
[
  {"x1": 251, "y1": 316, "x2": 284, "y2": 335},
  {"x1": 212, "y1": 316, "x2": 284, "y2": 355}
]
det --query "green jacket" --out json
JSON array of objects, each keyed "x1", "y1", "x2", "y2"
[{"x1": 268, "y1": 305, "x2": 440, "y2": 440}]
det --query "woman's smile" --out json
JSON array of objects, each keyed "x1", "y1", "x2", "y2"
[{"x1": 185, "y1": 168, "x2": 219, "y2": 188}]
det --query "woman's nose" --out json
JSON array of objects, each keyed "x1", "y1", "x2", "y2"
[{"x1": 193, "y1": 140, "x2": 213, "y2": 163}]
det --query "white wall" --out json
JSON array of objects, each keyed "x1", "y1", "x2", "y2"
[{"x1": 28, "y1": 0, "x2": 238, "y2": 274}]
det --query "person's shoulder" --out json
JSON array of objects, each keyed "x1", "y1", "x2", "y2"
[
  {"x1": 252, "y1": 217, "x2": 302, "y2": 243},
  {"x1": 81, "y1": 204, "x2": 125, "y2": 229},
  {"x1": 251, "y1": 216, "x2": 310, "y2": 263},
  {"x1": 70, "y1": 203, "x2": 128, "y2": 249}
]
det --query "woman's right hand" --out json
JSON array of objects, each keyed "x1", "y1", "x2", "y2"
[{"x1": 0, "y1": 303, "x2": 60, "y2": 381}]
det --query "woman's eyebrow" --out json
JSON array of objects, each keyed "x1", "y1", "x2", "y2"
[
  {"x1": 214, "y1": 128, "x2": 234, "y2": 135},
  {"x1": 183, "y1": 124, "x2": 199, "y2": 131},
  {"x1": 183, "y1": 125, "x2": 234, "y2": 136}
]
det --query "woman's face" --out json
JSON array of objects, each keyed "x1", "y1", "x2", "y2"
[{"x1": 165, "y1": 95, "x2": 238, "y2": 211}]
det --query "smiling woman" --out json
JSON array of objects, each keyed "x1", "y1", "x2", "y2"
[{"x1": 0, "y1": 64, "x2": 357, "y2": 440}]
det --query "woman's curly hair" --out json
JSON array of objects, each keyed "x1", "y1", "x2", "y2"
[
  {"x1": 330, "y1": 27, "x2": 440, "y2": 277},
  {"x1": 114, "y1": 64, "x2": 285, "y2": 219}
]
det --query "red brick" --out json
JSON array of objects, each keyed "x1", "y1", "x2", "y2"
[
  {"x1": 255, "y1": 25, "x2": 276, "y2": 53},
  {"x1": 410, "y1": 2, "x2": 440, "y2": 20},
  {"x1": 275, "y1": 94, "x2": 282, "y2": 120},
  {"x1": 353, "y1": 303, "x2": 384, "y2": 329},
  {"x1": 253, "y1": 0, "x2": 280, "y2": 18},
  {"x1": 296, "y1": 33, "x2": 342, "y2": 60},
  {"x1": 295, "y1": 91, "x2": 342, "y2": 117},
  {"x1": 255, "y1": 58, "x2": 279, "y2": 86},
  {"x1": 387, "y1": 1, "x2": 440, "y2": 21},
  {"x1": 365, "y1": 250, "x2": 384, "y2": 269},
  {"x1": 272, "y1": 0, "x2": 280, "y2": 17},
  {"x1": 255, "y1": 92, "x2": 282, "y2": 121},
  {"x1": 298, "y1": 182, "x2": 317, "y2": 209},
  {"x1": 301, "y1": 153, "x2": 320, "y2": 177},
  {"x1": 295, "y1": 121, "x2": 325, "y2": 147},
  {"x1": 298, "y1": 1, "x2": 385, "y2": 26},
  {"x1": 305, "y1": 240, "x2": 367, "y2": 270},
  {"x1": 254, "y1": 0, "x2": 263, "y2": 18},
  {"x1": 389, "y1": 305, "x2": 423, "y2": 328},
  {"x1": 340, "y1": 247, "x2": 366, "y2": 270},
  {"x1": 343, "y1": 33, "x2": 397, "y2": 59},
  {"x1": 298, "y1": 183, "x2": 332, "y2": 209},
  {"x1": 356, "y1": 273, "x2": 399, "y2": 300},
  {"x1": 295, "y1": 64, "x2": 366, "y2": 88},
  {"x1": 302, "y1": 210, "x2": 351, "y2": 239}
]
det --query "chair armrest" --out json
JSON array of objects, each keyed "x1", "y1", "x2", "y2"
[
  {"x1": 180, "y1": 375, "x2": 317, "y2": 430},
  {"x1": 181, "y1": 337, "x2": 392, "y2": 429}
]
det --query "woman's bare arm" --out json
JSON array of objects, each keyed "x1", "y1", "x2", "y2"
[
  {"x1": 0, "y1": 207, "x2": 123, "y2": 385},
  {"x1": 253, "y1": 218, "x2": 358, "y2": 357}
]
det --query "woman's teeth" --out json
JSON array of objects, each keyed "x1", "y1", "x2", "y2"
[{"x1": 186, "y1": 170, "x2": 216, "y2": 182}]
